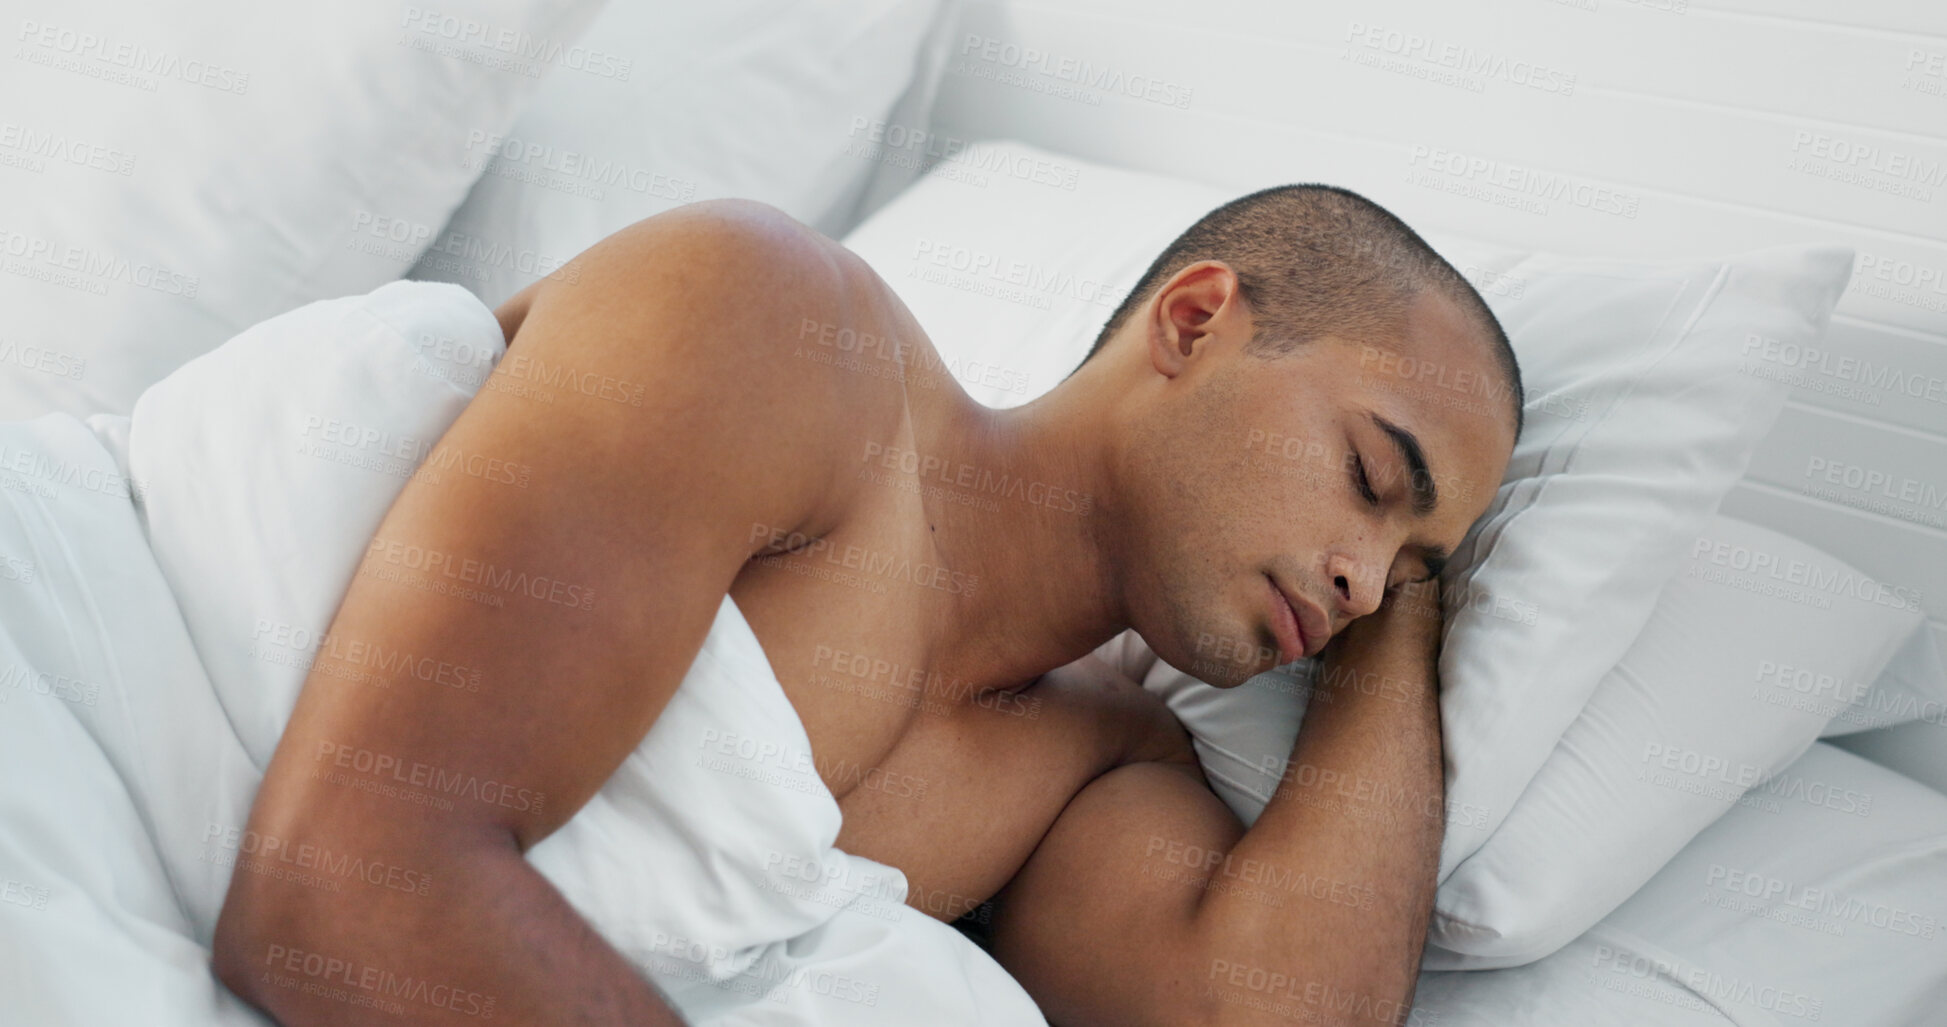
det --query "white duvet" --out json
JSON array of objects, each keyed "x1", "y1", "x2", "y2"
[{"x1": 0, "y1": 282, "x2": 1043, "y2": 1025}]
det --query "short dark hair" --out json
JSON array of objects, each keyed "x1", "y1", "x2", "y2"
[{"x1": 1072, "y1": 184, "x2": 1523, "y2": 439}]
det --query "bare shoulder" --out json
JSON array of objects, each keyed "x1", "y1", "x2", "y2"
[
  {"x1": 490, "y1": 198, "x2": 917, "y2": 538},
  {"x1": 500, "y1": 197, "x2": 903, "y2": 360}
]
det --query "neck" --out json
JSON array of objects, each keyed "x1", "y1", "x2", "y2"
[{"x1": 911, "y1": 373, "x2": 1131, "y2": 689}]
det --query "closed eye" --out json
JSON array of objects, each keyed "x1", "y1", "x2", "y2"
[{"x1": 1352, "y1": 453, "x2": 1380, "y2": 508}]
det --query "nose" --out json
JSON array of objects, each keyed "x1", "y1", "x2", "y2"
[{"x1": 1325, "y1": 550, "x2": 1386, "y2": 623}]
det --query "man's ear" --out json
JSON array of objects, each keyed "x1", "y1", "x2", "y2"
[{"x1": 1147, "y1": 261, "x2": 1245, "y2": 378}]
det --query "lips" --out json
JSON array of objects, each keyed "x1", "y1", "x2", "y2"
[
  {"x1": 1267, "y1": 576, "x2": 1305, "y2": 663},
  {"x1": 1267, "y1": 575, "x2": 1328, "y2": 663}
]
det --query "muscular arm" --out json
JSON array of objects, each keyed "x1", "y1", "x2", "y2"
[
  {"x1": 211, "y1": 199, "x2": 882, "y2": 1025},
  {"x1": 987, "y1": 583, "x2": 1446, "y2": 1027}
]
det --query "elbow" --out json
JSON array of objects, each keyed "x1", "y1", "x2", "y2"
[
  {"x1": 210, "y1": 873, "x2": 290, "y2": 1015},
  {"x1": 211, "y1": 860, "x2": 354, "y2": 1022},
  {"x1": 1182, "y1": 873, "x2": 1429, "y2": 1027}
]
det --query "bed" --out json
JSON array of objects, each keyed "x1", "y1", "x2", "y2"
[{"x1": 1, "y1": 1, "x2": 1943, "y2": 1024}]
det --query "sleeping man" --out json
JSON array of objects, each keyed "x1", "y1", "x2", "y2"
[{"x1": 213, "y1": 185, "x2": 1522, "y2": 1026}]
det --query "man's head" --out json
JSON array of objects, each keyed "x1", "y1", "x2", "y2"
[{"x1": 1071, "y1": 184, "x2": 1522, "y2": 685}]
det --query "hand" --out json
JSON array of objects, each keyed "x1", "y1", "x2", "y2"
[{"x1": 1318, "y1": 578, "x2": 1444, "y2": 689}]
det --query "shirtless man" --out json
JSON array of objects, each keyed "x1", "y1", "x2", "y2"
[{"x1": 212, "y1": 184, "x2": 1522, "y2": 1026}]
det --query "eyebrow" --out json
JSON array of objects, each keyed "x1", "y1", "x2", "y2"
[
  {"x1": 1369, "y1": 412, "x2": 1450, "y2": 580},
  {"x1": 1370, "y1": 412, "x2": 1438, "y2": 516}
]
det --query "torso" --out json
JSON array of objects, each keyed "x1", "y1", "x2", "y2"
[
  {"x1": 722, "y1": 253, "x2": 1163, "y2": 924},
  {"x1": 496, "y1": 210, "x2": 1190, "y2": 925}
]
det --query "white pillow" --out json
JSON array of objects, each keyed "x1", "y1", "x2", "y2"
[
  {"x1": 408, "y1": 0, "x2": 955, "y2": 307},
  {"x1": 1436, "y1": 516, "x2": 1925, "y2": 964},
  {"x1": 1820, "y1": 614, "x2": 1947, "y2": 737},
  {"x1": 1414, "y1": 743, "x2": 1947, "y2": 1024},
  {"x1": 841, "y1": 138, "x2": 1853, "y2": 867},
  {"x1": 0, "y1": 0, "x2": 602, "y2": 423},
  {"x1": 127, "y1": 280, "x2": 505, "y2": 767},
  {"x1": 842, "y1": 144, "x2": 1230, "y2": 406},
  {"x1": 1426, "y1": 242, "x2": 1856, "y2": 866}
]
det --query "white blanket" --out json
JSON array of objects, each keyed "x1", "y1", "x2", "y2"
[
  {"x1": 0, "y1": 282, "x2": 1044, "y2": 1025},
  {"x1": 0, "y1": 413, "x2": 263, "y2": 1026}
]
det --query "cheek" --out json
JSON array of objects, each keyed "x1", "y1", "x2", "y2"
[
  {"x1": 1253, "y1": 421, "x2": 1344, "y2": 498},
  {"x1": 1235, "y1": 434, "x2": 1328, "y2": 508}
]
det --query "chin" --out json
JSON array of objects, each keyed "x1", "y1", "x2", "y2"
[
  {"x1": 1202, "y1": 669, "x2": 1260, "y2": 689},
  {"x1": 1153, "y1": 617, "x2": 1277, "y2": 689}
]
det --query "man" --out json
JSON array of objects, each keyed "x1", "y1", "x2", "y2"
[{"x1": 213, "y1": 184, "x2": 1521, "y2": 1026}]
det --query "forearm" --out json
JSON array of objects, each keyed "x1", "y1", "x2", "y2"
[
  {"x1": 214, "y1": 840, "x2": 688, "y2": 1026},
  {"x1": 1187, "y1": 588, "x2": 1444, "y2": 1025}
]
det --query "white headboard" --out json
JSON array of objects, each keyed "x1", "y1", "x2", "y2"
[{"x1": 907, "y1": 0, "x2": 1947, "y2": 662}]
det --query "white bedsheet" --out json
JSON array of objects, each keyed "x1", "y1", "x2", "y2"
[
  {"x1": 0, "y1": 283, "x2": 1043, "y2": 1025},
  {"x1": 1414, "y1": 742, "x2": 1947, "y2": 1026},
  {"x1": 0, "y1": 413, "x2": 264, "y2": 1025}
]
